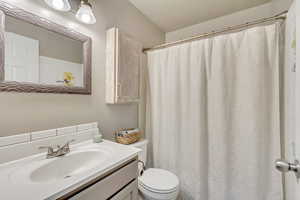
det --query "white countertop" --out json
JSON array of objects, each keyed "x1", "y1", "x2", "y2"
[{"x1": 0, "y1": 140, "x2": 140, "y2": 200}]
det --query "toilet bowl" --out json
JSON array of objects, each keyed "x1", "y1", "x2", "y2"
[
  {"x1": 138, "y1": 168, "x2": 179, "y2": 200},
  {"x1": 130, "y1": 140, "x2": 180, "y2": 200}
]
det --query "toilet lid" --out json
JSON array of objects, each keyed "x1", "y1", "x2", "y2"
[{"x1": 138, "y1": 168, "x2": 179, "y2": 193}]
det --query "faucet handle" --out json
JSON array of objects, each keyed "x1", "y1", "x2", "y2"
[
  {"x1": 62, "y1": 139, "x2": 76, "y2": 148},
  {"x1": 66, "y1": 139, "x2": 76, "y2": 145},
  {"x1": 38, "y1": 146, "x2": 54, "y2": 154},
  {"x1": 70, "y1": 139, "x2": 76, "y2": 143}
]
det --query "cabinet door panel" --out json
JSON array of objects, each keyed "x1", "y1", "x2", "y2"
[
  {"x1": 105, "y1": 27, "x2": 141, "y2": 104},
  {"x1": 117, "y1": 32, "x2": 141, "y2": 103},
  {"x1": 110, "y1": 180, "x2": 138, "y2": 200},
  {"x1": 70, "y1": 161, "x2": 138, "y2": 200}
]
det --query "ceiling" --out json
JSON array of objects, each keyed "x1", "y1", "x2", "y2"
[{"x1": 129, "y1": 0, "x2": 271, "y2": 32}]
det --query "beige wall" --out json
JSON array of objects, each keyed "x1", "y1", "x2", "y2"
[
  {"x1": 166, "y1": 0, "x2": 293, "y2": 42},
  {"x1": 271, "y1": 0, "x2": 294, "y2": 13},
  {"x1": 0, "y1": 0, "x2": 164, "y2": 138}
]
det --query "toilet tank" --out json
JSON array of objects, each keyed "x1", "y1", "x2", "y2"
[{"x1": 130, "y1": 139, "x2": 148, "y2": 165}]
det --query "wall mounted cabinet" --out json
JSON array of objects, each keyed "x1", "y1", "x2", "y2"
[{"x1": 106, "y1": 27, "x2": 142, "y2": 104}]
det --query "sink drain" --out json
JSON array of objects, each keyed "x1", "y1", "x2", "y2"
[{"x1": 64, "y1": 175, "x2": 72, "y2": 179}]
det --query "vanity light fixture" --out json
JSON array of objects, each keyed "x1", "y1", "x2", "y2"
[
  {"x1": 76, "y1": 0, "x2": 96, "y2": 24},
  {"x1": 44, "y1": 0, "x2": 71, "y2": 12}
]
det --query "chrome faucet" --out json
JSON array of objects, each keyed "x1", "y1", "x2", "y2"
[{"x1": 39, "y1": 139, "x2": 75, "y2": 159}]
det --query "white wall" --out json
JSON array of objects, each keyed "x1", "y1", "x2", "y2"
[
  {"x1": 0, "y1": 0, "x2": 164, "y2": 138},
  {"x1": 166, "y1": 0, "x2": 293, "y2": 42},
  {"x1": 5, "y1": 32, "x2": 39, "y2": 83}
]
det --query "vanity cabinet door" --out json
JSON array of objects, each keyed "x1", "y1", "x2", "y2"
[
  {"x1": 69, "y1": 160, "x2": 138, "y2": 200},
  {"x1": 110, "y1": 179, "x2": 138, "y2": 200}
]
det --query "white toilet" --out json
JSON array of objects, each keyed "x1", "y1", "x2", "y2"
[{"x1": 130, "y1": 140, "x2": 179, "y2": 200}]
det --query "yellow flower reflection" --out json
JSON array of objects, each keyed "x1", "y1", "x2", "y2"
[{"x1": 64, "y1": 72, "x2": 75, "y2": 87}]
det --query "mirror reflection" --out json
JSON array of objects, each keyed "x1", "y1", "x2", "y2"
[{"x1": 4, "y1": 15, "x2": 84, "y2": 87}]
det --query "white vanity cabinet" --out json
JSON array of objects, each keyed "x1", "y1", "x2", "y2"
[
  {"x1": 64, "y1": 159, "x2": 138, "y2": 200},
  {"x1": 106, "y1": 27, "x2": 142, "y2": 104}
]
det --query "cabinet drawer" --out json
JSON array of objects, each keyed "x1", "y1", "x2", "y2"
[{"x1": 69, "y1": 160, "x2": 138, "y2": 200}]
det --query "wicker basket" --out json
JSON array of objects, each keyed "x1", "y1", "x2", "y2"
[{"x1": 115, "y1": 128, "x2": 141, "y2": 145}]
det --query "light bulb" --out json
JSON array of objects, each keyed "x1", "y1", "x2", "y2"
[
  {"x1": 44, "y1": 0, "x2": 71, "y2": 12},
  {"x1": 76, "y1": 1, "x2": 96, "y2": 24},
  {"x1": 81, "y1": 14, "x2": 91, "y2": 23},
  {"x1": 52, "y1": 0, "x2": 64, "y2": 10}
]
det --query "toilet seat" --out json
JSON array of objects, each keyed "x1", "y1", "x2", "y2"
[{"x1": 138, "y1": 168, "x2": 179, "y2": 200}]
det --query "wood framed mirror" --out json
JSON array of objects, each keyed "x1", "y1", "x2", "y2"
[{"x1": 0, "y1": 1, "x2": 92, "y2": 94}]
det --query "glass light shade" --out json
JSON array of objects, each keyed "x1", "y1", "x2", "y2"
[
  {"x1": 44, "y1": 0, "x2": 71, "y2": 11},
  {"x1": 76, "y1": 4, "x2": 96, "y2": 24}
]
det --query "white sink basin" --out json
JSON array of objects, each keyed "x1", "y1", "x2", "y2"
[
  {"x1": 10, "y1": 148, "x2": 110, "y2": 184},
  {"x1": 30, "y1": 150, "x2": 107, "y2": 183}
]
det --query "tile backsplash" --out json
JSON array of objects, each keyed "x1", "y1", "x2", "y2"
[
  {"x1": 57, "y1": 126, "x2": 77, "y2": 136},
  {"x1": 0, "y1": 133, "x2": 30, "y2": 147},
  {"x1": 31, "y1": 129, "x2": 57, "y2": 141},
  {"x1": 0, "y1": 122, "x2": 99, "y2": 164},
  {"x1": 77, "y1": 122, "x2": 98, "y2": 132},
  {"x1": 0, "y1": 122, "x2": 98, "y2": 148}
]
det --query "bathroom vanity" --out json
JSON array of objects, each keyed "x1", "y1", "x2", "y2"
[
  {"x1": 67, "y1": 158, "x2": 138, "y2": 200},
  {"x1": 0, "y1": 140, "x2": 140, "y2": 200}
]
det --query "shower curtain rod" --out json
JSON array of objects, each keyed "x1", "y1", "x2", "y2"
[{"x1": 143, "y1": 10, "x2": 288, "y2": 52}]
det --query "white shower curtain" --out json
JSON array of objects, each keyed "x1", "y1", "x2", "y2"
[{"x1": 146, "y1": 23, "x2": 283, "y2": 200}]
